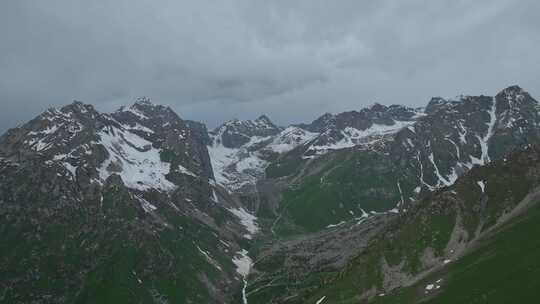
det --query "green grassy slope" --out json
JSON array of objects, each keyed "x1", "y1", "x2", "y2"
[
  {"x1": 272, "y1": 150, "x2": 417, "y2": 237},
  {"x1": 371, "y1": 199, "x2": 540, "y2": 304},
  {"x1": 250, "y1": 145, "x2": 540, "y2": 304},
  {"x1": 0, "y1": 163, "x2": 239, "y2": 304}
]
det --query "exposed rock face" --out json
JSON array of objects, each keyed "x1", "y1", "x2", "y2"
[
  {"x1": 208, "y1": 116, "x2": 318, "y2": 192},
  {"x1": 298, "y1": 104, "x2": 419, "y2": 155},
  {"x1": 264, "y1": 86, "x2": 540, "y2": 236},
  {"x1": 1, "y1": 85, "x2": 539, "y2": 304},
  {"x1": 243, "y1": 86, "x2": 540, "y2": 304},
  {"x1": 212, "y1": 115, "x2": 281, "y2": 149},
  {"x1": 249, "y1": 144, "x2": 540, "y2": 303},
  {"x1": 390, "y1": 86, "x2": 540, "y2": 193},
  {"x1": 0, "y1": 98, "x2": 258, "y2": 304},
  {"x1": 112, "y1": 97, "x2": 215, "y2": 180}
]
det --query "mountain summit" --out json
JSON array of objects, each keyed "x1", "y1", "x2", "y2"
[{"x1": 1, "y1": 85, "x2": 540, "y2": 303}]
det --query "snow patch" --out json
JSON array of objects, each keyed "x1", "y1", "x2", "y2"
[
  {"x1": 471, "y1": 98, "x2": 497, "y2": 166},
  {"x1": 308, "y1": 120, "x2": 414, "y2": 153},
  {"x1": 97, "y1": 127, "x2": 178, "y2": 191},
  {"x1": 266, "y1": 127, "x2": 318, "y2": 153},
  {"x1": 477, "y1": 180, "x2": 486, "y2": 193},
  {"x1": 135, "y1": 196, "x2": 157, "y2": 213},
  {"x1": 228, "y1": 207, "x2": 259, "y2": 239},
  {"x1": 232, "y1": 249, "x2": 252, "y2": 277}
]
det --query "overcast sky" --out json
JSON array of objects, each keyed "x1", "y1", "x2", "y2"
[{"x1": 1, "y1": 0, "x2": 539, "y2": 132}]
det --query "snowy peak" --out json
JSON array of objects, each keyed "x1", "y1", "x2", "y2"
[
  {"x1": 298, "y1": 104, "x2": 420, "y2": 156},
  {"x1": 495, "y1": 85, "x2": 536, "y2": 112},
  {"x1": 113, "y1": 101, "x2": 215, "y2": 181},
  {"x1": 0, "y1": 99, "x2": 215, "y2": 193},
  {"x1": 389, "y1": 86, "x2": 540, "y2": 194},
  {"x1": 0, "y1": 101, "x2": 107, "y2": 159},
  {"x1": 254, "y1": 115, "x2": 277, "y2": 129},
  {"x1": 60, "y1": 100, "x2": 99, "y2": 116},
  {"x1": 134, "y1": 96, "x2": 153, "y2": 106},
  {"x1": 117, "y1": 97, "x2": 179, "y2": 124},
  {"x1": 302, "y1": 104, "x2": 418, "y2": 134},
  {"x1": 211, "y1": 115, "x2": 281, "y2": 149},
  {"x1": 297, "y1": 112, "x2": 335, "y2": 133}
]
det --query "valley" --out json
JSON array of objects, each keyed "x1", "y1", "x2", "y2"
[{"x1": 1, "y1": 86, "x2": 540, "y2": 303}]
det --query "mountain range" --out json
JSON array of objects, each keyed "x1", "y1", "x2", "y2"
[{"x1": 1, "y1": 85, "x2": 540, "y2": 303}]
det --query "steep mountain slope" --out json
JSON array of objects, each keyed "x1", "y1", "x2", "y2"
[
  {"x1": 208, "y1": 116, "x2": 318, "y2": 192},
  {"x1": 0, "y1": 99, "x2": 258, "y2": 303},
  {"x1": 248, "y1": 144, "x2": 540, "y2": 303},
  {"x1": 1, "y1": 85, "x2": 539, "y2": 304},
  {"x1": 266, "y1": 86, "x2": 540, "y2": 236},
  {"x1": 372, "y1": 196, "x2": 540, "y2": 304}
]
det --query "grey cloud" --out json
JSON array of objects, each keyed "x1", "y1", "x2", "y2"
[{"x1": 1, "y1": 0, "x2": 539, "y2": 132}]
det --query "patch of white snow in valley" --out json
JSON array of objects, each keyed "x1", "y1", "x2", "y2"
[
  {"x1": 135, "y1": 196, "x2": 157, "y2": 213},
  {"x1": 228, "y1": 207, "x2": 259, "y2": 239},
  {"x1": 477, "y1": 180, "x2": 486, "y2": 193},
  {"x1": 207, "y1": 137, "x2": 267, "y2": 191},
  {"x1": 417, "y1": 152, "x2": 435, "y2": 191},
  {"x1": 97, "y1": 126, "x2": 179, "y2": 191},
  {"x1": 207, "y1": 142, "x2": 240, "y2": 186},
  {"x1": 232, "y1": 249, "x2": 253, "y2": 304},
  {"x1": 315, "y1": 296, "x2": 327, "y2": 304},
  {"x1": 235, "y1": 154, "x2": 267, "y2": 173},
  {"x1": 63, "y1": 162, "x2": 77, "y2": 177},
  {"x1": 233, "y1": 249, "x2": 252, "y2": 277},
  {"x1": 428, "y1": 149, "x2": 454, "y2": 187},
  {"x1": 471, "y1": 98, "x2": 497, "y2": 166},
  {"x1": 211, "y1": 188, "x2": 219, "y2": 203}
]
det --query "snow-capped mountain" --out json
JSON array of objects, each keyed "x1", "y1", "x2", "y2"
[
  {"x1": 211, "y1": 115, "x2": 281, "y2": 149},
  {"x1": 209, "y1": 86, "x2": 540, "y2": 197},
  {"x1": 0, "y1": 98, "x2": 214, "y2": 191},
  {"x1": 265, "y1": 86, "x2": 540, "y2": 238},
  {"x1": 0, "y1": 98, "x2": 261, "y2": 303},
  {"x1": 299, "y1": 104, "x2": 423, "y2": 158},
  {"x1": 2, "y1": 85, "x2": 540, "y2": 304},
  {"x1": 208, "y1": 116, "x2": 318, "y2": 191},
  {"x1": 389, "y1": 85, "x2": 540, "y2": 192}
]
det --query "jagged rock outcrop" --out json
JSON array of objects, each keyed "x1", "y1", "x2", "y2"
[{"x1": 0, "y1": 98, "x2": 259, "y2": 304}]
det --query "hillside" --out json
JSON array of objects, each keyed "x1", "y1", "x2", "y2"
[
  {"x1": 1, "y1": 86, "x2": 539, "y2": 304},
  {"x1": 0, "y1": 99, "x2": 257, "y2": 303}
]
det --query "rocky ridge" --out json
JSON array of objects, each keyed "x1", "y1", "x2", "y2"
[{"x1": 0, "y1": 98, "x2": 259, "y2": 303}]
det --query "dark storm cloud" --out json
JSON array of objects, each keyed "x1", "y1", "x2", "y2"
[{"x1": 1, "y1": 0, "x2": 539, "y2": 131}]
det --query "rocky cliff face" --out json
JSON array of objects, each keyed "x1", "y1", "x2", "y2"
[
  {"x1": 1, "y1": 85, "x2": 539, "y2": 304},
  {"x1": 299, "y1": 104, "x2": 420, "y2": 157},
  {"x1": 249, "y1": 141, "x2": 540, "y2": 304},
  {"x1": 264, "y1": 86, "x2": 540, "y2": 236},
  {"x1": 0, "y1": 98, "x2": 258, "y2": 304},
  {"x1": 208, "y1": 116, "x2": 318, "y2": 192}
]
